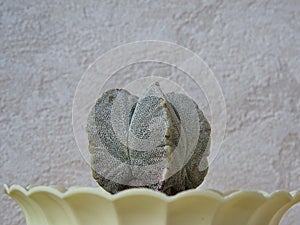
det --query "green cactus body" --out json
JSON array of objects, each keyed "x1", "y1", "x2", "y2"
[{"x1": 87, "y1": 83, "x2": 211, "y2": 195}]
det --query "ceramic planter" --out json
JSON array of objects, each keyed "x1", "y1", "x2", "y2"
[{"x1": 4, "y1": 185, "x2": 299, "y2": 225}]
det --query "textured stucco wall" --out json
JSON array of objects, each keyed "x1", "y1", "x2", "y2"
[{"x1": 1, "y1": 0, "x2": 299, "y2": 224}]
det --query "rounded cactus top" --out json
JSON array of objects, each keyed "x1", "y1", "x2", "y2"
[{"x1": 87, "y1": 82, "x2": 211, "y2": 195}]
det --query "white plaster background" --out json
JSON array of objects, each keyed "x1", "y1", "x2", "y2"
[{"x1": 1, "y1": 0, "x2": 299, "y2": 224}]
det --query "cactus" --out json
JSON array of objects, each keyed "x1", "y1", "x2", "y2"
[{"x1": 87, "y1": 82, "x2": 211, "y2": 195}]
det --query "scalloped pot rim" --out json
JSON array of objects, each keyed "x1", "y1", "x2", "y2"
[
  {"x1": 3, "y1": 184, "x2": 300, "y2": 201},
  {"x1": 3, "y1": 184, "x2": 300, "y2": 225}
]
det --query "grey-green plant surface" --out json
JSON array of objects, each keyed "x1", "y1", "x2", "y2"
[{"x1": 87, "y1": 83, "x2": 211, "y2": 195}]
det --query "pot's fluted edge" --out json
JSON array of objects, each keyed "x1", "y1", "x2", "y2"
[{"x1": 3, "y1": 184, "x2": 300, "y2": 225}]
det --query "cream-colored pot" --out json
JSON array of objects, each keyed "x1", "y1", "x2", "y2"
[{"x1": 4, "y1": 185, "x2": 299, "y2": 225}]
